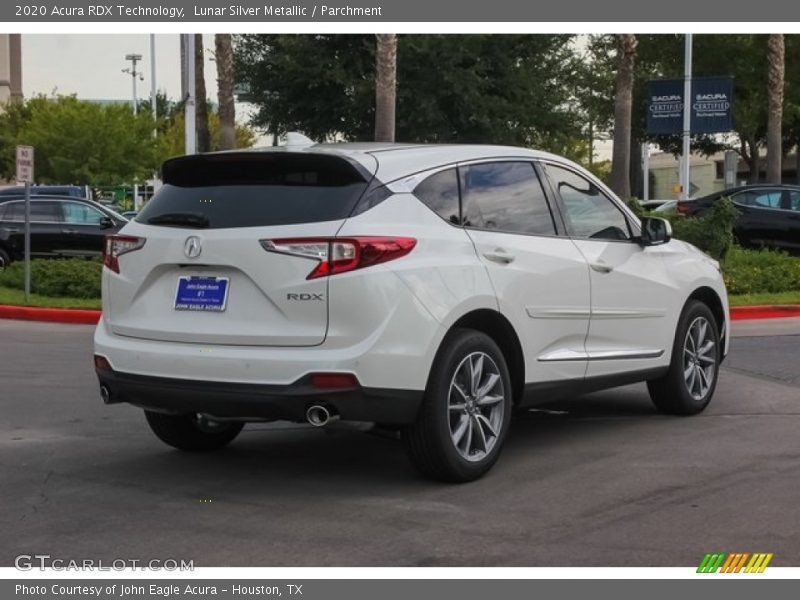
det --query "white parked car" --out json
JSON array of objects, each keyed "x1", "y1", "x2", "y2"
[{"x1": 94, "y1": 141, "x2": 729, "y2": 481}]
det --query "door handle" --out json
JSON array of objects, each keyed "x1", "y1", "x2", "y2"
[
  {"x1": 62, "y1": 229, "x2": 80, "y2": 234},
  {"x1": 4, "y1": 228, "x2": 20, "y2": 233},
  {"x1": 483, "y1": 249, "x2": 515, "y2": 264},
  {"x1": 590, "y1": 261, "x2": 614, "y2": 273}
]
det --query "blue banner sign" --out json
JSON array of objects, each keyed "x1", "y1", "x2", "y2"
[{"x1": 647, "y1": 77, "x2": 733, "y2": 135}]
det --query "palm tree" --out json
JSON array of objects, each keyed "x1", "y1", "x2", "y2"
[
  {"x1": 609, "y1": 34, "x2": 637, "y2": 199},
  {"x1": 215, "y1": 34, "x2": 236, "y2": 150},
  {"x1": 195, "y1": 33, "x2": 211, "y2": 153},
  {"x1": 374, "y1": 34, "x2": 397, "y2": 142},
  {"x1": 766, "y1": 34, "x2": 785, "y2": 184}
]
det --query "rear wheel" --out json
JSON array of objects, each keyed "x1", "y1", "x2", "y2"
[
  {"x1": 144, "y1": 411, "x2": 243, "y2": 451},
  {"x1": 0, "y1": 248, "x2": 10, "y2": 270},
  {"x1": 647, "y1": 300, "x2": 720, "y2": 415},
  {"x1": 403, "y1": 329, "x2": 512, "y2": 482}
]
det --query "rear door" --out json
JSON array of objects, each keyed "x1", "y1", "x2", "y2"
[
  {"x1": 106, "y1": 152, "x2": 376, "y2": 347},
  {"x1": 459, "y1": 160, "x2": 591, "y2": 384},
  {"x1": 730, "y1": 189, "x2": 787, "y2": 248}
]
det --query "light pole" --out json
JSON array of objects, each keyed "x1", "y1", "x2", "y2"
[
  {"x1": 123, "y1": 53, "x2": 144, "y2": 209},
  {"x1": 680, "y1": 34, "x2": 693, "y2": 201}
]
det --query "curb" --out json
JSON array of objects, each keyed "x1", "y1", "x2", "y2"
[
  {"x1": 1, "y1": 304, "x2": 799, "y2": 326},
  {"x1": 729, "y1": 305, "x2": 800, "y2": 321},
  {"x1": 0, "y1": 304, "x2": 101, "y2": 325}
]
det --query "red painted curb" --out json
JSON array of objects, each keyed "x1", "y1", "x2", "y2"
[
  {"x1": 1, "y1": 304, "x2": 798, "y2": 325},
  {"x1": 729, "y1": 305, "x2": 800, "y2": 321},
  {"x1": 0, "y1": 304, "x2": 101, "y2": 325}
]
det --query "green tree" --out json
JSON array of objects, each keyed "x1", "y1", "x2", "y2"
[
  {"x1": 156, "y1": 110, "x2": 256, "y2": 165},
  {"x1": 234, "y1": 34, "x2": 583, "y2": 152},
  {"x1": 630, "y1": 35, "x2": 800, "y2": 185},
  {"x1": 0, "y1": 95, "x2": 157, "y2": 186}
]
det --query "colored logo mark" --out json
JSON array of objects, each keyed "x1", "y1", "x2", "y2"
[{"x1": 697, "y1": 553, "x2": 773, "y2": 573}]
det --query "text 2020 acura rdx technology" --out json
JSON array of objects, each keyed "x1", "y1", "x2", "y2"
[{"x1": 94, "y1": 141, "x2": 729, "y2": 481}]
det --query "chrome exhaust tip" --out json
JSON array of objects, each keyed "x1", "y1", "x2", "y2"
[
  {"x1": 100, "y1": 385, "x2": 111, "y2": 404},
  {"x1": 306, "y1": 405, "x2": 339, "y2": 427}
]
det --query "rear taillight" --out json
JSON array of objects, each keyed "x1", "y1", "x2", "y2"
[
  {"x1": 260, "y1": 236, "x2": 416, "y2": 279},
  {"x1": 676, "y1": 201, "x2": 692, "y2": 215},
  {"x1": 103, "y1": 234, "x2": 146, "y2": 273}
]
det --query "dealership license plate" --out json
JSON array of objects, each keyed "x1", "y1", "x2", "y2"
[{"x1": 174, "y1": 276, "x2": 230, "y2": 312}]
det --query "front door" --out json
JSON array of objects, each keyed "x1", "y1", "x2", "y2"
[{"x1": 542, "y1": 163, "x2": 680, "y2": 379}]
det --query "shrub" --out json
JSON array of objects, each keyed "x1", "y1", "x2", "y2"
[
  {"x1": 626, "y1": 198, "x2": 645, "y2": 218},
  {"x1": 722, "y1": 246, "x2": 800, "y2": 295},
  {"x1": 0, "y1": 258, "x2": 102, "y2": 298},
  {"x1": 668, "y1": 196, "x2": 739, "y2": 261}
]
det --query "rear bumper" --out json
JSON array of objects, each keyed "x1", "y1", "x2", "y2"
[{"x1": 96, "y1": 368, "x2": 423, "y2": 425}]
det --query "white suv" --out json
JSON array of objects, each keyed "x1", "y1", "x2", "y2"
[{"x1": 94, "y1": 142, "x2": 729, "y2": 482}]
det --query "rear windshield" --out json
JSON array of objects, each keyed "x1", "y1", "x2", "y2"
[{"x1": 137, "y1": 153, "x2": 371, "y2": 229}]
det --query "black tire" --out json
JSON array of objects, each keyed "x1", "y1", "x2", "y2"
[
  {"x1": 647, "y1": 300, "x2": 721, "y2": 415},
  {"x1": 403, "y1": 328, "x2": 513, "y2": 482},
  {"x1": 144, "y1": 411, "x2": 243, "y2": 451},
  {"x1": 0, "y1": 248, "x2": 10, "y2": 270}
]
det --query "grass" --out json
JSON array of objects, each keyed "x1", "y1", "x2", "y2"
[
  {"x1": 0, "y1": 286, "x2": 101, "y2": 310},
  {"x1": 728, "y1": 290, "x2": 800, "y2": 307}
]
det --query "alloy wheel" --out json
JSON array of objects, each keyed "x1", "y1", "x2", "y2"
[
  {"x1": 683, "y1": 316, "x2": 717, "y2": 401},
  {"x1": 447, "y1": 352, "x2": 506, "y2": 462}
]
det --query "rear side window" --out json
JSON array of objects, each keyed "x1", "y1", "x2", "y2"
[
  {"x1": 460, "y1": 162, "x2": 556, "y2": 235},
  {"x1": 414, "y1": 168, "x2": 460, "y2": 225},
  {"x1": 1, "y1": 201, "x2": 62, "y2": 222},
  {"x1": 138, "y1": 153, "x2": 371, "y2": 229},
  {"x1": 790, "y1": 191, "x2": 800, "y2": 212}
]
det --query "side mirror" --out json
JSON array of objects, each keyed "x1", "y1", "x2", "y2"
[
  {"x1": 99, "y1": 216, "x2": 115, "y2": 229},
  {"x1": 639, "y1": 216, "x2": 672, "y2": 246}
]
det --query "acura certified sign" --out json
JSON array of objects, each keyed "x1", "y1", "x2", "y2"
[{"x1": 646, "y1": 77, "x2": 733, "y2": 135}]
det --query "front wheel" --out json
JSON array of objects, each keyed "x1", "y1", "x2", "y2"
[
  {"x1": 403, "y1": 329, "x2": 513, "y2": 482},
  {"x1": 144, "y1": 411, "x2": 243, "y2": 451},
  {"x1": 0, "y1": 248, "x2": 10, "y2": 270},
  {"x1": 647, "y1": 300, "x2": 721, "y2": 415}
]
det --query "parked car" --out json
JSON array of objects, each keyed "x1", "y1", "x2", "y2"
[
  {"x1": 94, "y1": 143, "x2": 729, "y2": 481},
  {"x1": 638, "y1": 199, "x2": 672, "y2": 211},
  {"x1": 0, "y1": 196, "x2": 127, "y2": 267},
  {"x1": 653, "y1": 200, "x2": 678, "y2": 215},
  {"x1": 0, "y1": 185, "x2": 85, "y2": 198},
  {"x1": 677, "y1": 184, "x2": 800, "y2": 253}
]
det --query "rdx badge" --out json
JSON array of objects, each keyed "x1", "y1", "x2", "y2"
[{"x1": 287, "y1": 293, "x2": 324, "y2": 301}]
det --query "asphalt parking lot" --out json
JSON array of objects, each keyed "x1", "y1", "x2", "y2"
[{"x1": 1, "y1": 318, "x2": 798, "y2": 567}]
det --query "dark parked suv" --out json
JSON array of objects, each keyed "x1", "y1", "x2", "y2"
[
  {"x1": 0, "y1": 196, "x2": 127, "y2": 268},
  {"x1": 677, "y1": 184, "x2": 800, "y2": 253}
]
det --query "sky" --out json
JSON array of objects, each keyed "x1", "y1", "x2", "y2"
[{"x1": 22, "y1": 34, "x2": 218, "y2": 102}]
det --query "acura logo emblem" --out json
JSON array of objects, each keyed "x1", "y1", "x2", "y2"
[{"x1": 184, "y1": 236, "x2": 202, "y2": 258}]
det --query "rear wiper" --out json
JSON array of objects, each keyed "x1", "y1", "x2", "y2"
[{"x1": 147, "y1": 212, "x2": 210, "y2": 228}]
